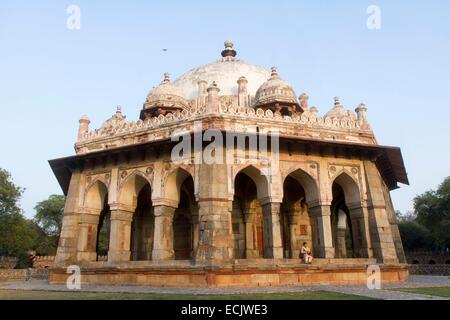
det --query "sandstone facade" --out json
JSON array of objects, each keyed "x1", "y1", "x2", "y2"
[{"x1": 49, "y1": 41, "x2": 409, "y2": 286}]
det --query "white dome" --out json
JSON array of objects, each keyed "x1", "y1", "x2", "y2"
[{"x1": 173, "y1": 42, "x2": 271, "y2": 100}]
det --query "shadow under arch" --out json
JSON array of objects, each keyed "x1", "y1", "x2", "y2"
[
  {"x1": 116, "y1": 172, "x2": 154, "y2": 261},
  {"x1": 78, "y1": 179, "x2": 110, "y2": 261},
  {"x1": 280, "y1": 169, "x2": 318, "y2": 259},
  {"x1": 231, "y1": 165, "x2": 274, "y2": 259},
  {"x1": 234, "y1": 165, "x2": 270, "y2": 201},
  {"x1": 330, "y1": 171, "x2": 363, "y2": 258},
  {"x1": 173, "y1": 174, "x2": 197, "y2": 260}
]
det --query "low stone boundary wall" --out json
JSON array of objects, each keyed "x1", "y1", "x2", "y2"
[
  {"x1": 0, "y1": 269, "x2": 26, "y2": 282},
  {"x1": 409, "y1": 264, "x2": 450, "y2": 276},
  {"x1": 0, "y1": 257, "x2": 18, "y2": 269},
  {"x1": 33, "y1": 256, "x2": 55, "y2": 269},
  {"x1": 0, "y1": 269, "x2": 50, "y2": 282}
]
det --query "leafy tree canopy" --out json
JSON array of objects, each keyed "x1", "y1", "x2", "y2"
[
  {"x1": 399, "y1": 176, "x2": 450, "y2": 251},
  {"x1": 0, "y1": 168, "x2": 24, "y2": 216},
  {"x1": 34, "y1": 195, "x2": 65, "y2": 237}
]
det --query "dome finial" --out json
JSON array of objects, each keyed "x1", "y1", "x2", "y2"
[
  {"x1": 224, "y1": 40, "x2": 233, "y2": 49},
  {"x1": 221, "y1": 40, "x2": 237, "y2": 60},
  {"x1": 334, "y1": 96, "x2": 341, "y2": 107},
  {"x1": 163, "y1": 72, "x2": 170, "y2": 83},
  {"x1": 271, "y1": 66, "x2": 278, "y2": 77}
]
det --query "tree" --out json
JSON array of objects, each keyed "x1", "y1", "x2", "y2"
[
  {"x1": 410, "y1": 176, "x2": 450, "y2": 251},
  {"x1": 0, "y1": 168, "x2": 38, "y2": 257},
  {"x1": 398, "y1": 220, "x2": 434, "y2": 251},
  {"x1": 0, "y1": 212, "x2": 39, "y2": 257},
  {"x1": 415, "y1": 177, "x2": 450, "y2": 228},
  {"x1": 32, "y1": 195, "x2": 65, "y2": 255},
  {"x1": 34, "y1": 195, "x2": 65, "y2": 237},
  {"x1": 0, "y1": 168, "x2": 24, "y2": 216}
]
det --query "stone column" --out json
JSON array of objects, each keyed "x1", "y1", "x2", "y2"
[
  {"x1": 196, "y1": 199, "x2": 233, "y2": 261},
  {"x1": 364, "y1": 160, "x2": 399, "y2": 263},
  {"x1": 55, "y1": 171, "x2": 82, "y2": 265},
  {"x1": 152, "y1": 205, "x2": 176, "y2": 260},
  {"x1": 309, "y1": 205, "x2": 335, "y2": 258},
  {"x1": 195, "y1": 163, "x2": 233, "y2": 262},
  {"x1": 191, "y1": 206, "x2": 199, "y2": 259},
  {"x1": 261, "y1": 201, "x2": 283, "y2": 259},
  {"x1": 108, "y1": 209, "x2": 133, "y2": 263},
  {"x1": 76, "y1": 212, "x2": 100, "y2": 261},
  {"x1": 348, "y1": 205, "x2": 372, "y2": 258},
  {"x1": 244, "y1": 207, "x2": 258, "y2": 258},
  {"x1": 288, "y1": 209, "x2": 299, "y2": 259},
  {"x1": 336, "y1": 227, "x2": 347, "y2": 258}
]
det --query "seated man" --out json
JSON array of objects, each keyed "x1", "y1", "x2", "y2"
[{"x1": 300, "y1": 242, "x2": 313, "y2": 264}]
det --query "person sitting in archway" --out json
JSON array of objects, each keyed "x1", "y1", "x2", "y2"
[{"x1": 300, "y1": 242, "x2": 313, "y2": 264}]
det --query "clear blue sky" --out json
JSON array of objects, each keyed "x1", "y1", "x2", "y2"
[{"x1": 0, "y1": 1, "x2": 449, "y2": 218}]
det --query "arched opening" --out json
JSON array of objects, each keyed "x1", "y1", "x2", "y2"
[
  {"x1": 79, "y1": 180, "x2": 109, "y2": 262},
  {"x1": 173, "y1": 175, "x2": 196, "y2": 260},
  {"x1": 130, "y1": 183, "x2": 154, "y2": 261},
  {"x1": 232, "y1": 171, "x2": 264, "y2": 259},
  {"x1": 445, "y1": 260, "x2": 450, "y2": 265},
  {"x1": 118, "y1": 173, "x2": 154, "y2": 262},
  {"x1": 96, "y1": 197, "x2": 110, "y2": 259},
  {"x1": 412, "y1": 260, "x2": 420, "y2": 265},
  {"x1": 429, "y1": 260, "x2": 436, "y2": 265},
  {"x1": 331, "y1": 182, "x2": 355, "y2": 258},
  {"x1": 280, "y1": 175, "x2": 313, "y2": 259}
]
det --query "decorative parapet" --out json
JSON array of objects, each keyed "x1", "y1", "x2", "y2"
[{"x1": 76, "y1": 99, "x2": 374, "y2": 155}]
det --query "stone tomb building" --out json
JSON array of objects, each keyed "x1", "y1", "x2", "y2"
[{"x1": 50, "y1": 41, "x2": 409, "y2": 287}]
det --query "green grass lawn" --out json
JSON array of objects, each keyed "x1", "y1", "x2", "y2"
[
  {"x1": 393, "y1": 287, "x2": 450, "y2": 298},
  {"x1": 0, "y1": 289, "x2": 373, "y2": 300}
]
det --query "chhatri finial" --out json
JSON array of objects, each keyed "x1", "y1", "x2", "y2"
[
  {"x1": 221, "y1": 40, "x2": 237, "y2": 60},
  {"x1": 116, "y1": 105, "x2": 122, "y2": 113},
  {"x1": 356, "y1": 102, "x2": 367, "y2": 111}
]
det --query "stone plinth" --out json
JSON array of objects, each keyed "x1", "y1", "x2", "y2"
[{"x1": 50, "y1": 259, "x2": 409, "y2": 287}]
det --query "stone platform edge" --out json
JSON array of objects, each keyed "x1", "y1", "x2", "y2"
[{"x1": 49, "y1": 261, "x2": 410, "y2": 287}]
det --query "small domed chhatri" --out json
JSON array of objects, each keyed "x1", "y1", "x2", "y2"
[
  {"x1": 141, "y1": 73, "x2": 189, "y2": 119},
  {"x1": 324, "y1": 97, "x2": 357, "y2": 120},
  {"x1": 253, "y1": 67, "x2": 301, "y2": 115},
  {"x1": 50, "y1": 40, "x2": 410, "y2": 288}
]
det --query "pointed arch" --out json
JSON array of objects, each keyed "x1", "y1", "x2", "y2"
[
  {"x1": 234, "y1": 165, "x2": 270, "y2": 200},
  {"x1": 279, "y1": 169, "x2": 318, "y2": 259},
  {"x1": 119, "y1": 171, "x2": 151, "y2": 208},
  {"x1": 84, "y1": 179, "x2": 108, "y2": 212},
  {"x1": 332, "y1": 171, "x2": 361, "y2": 206},
  {"x1": 283, "y1": 168, "x2": 319, "y2": 205},
  {"x1": 162, "y1": 167, "x2": 193, "y2": 205}
]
